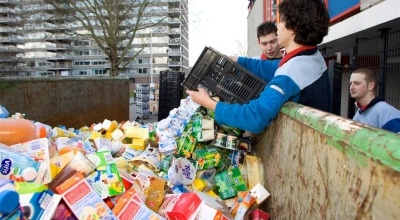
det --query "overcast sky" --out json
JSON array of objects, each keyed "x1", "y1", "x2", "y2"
[{"x1": 188, "y1": 0, "x2": 249, "y2": 66}]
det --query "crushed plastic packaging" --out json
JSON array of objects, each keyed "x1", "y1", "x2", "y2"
[{"x1": 0, "y1": 105, "x2": 9, "y2": 118}]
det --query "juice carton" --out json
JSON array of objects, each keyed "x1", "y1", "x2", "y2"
[
  {"x1": 52, "y1": 200, "x2": 77, "y2": 220},
  {"x1": 55, "y1": 172, "x2": 118, "y2": 220},
  {"x1": 0, "y1": 145, "x2": 42, "y2": 183},
  {"x1": 112, "y1": 187, "x2": 165, "y2": 220},
  {"x1": 158, "y1": 193, "x2": 203, "y2": 220},
  {"x1": 249, "y1": 209, "x2": 270, "y2": 220},
  {"x1": 135, "y1": 171, "x2": 166, "y2": 212},
  {"x1": 86, "y1": 151, "x2": 125, "y2": 199},
  {"x1": 195, "y1": 192, "x2": 232, "y2": 220},
  {"x1": 9, "y1": 138, "x2": 52, "y2": 184},
  {"x1": 214, "y1": 167, "x2": 247, "y2": 200},
  {"x1": 192, "y1": 147, "x2": 221, "y2": 170}
]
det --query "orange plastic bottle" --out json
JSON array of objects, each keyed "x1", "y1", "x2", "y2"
[{"x1": 0, "y1": 118, "x2": 39, "y2": 146}]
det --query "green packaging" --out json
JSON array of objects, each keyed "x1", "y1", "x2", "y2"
[
  {"x1": 214, "y1": 166, "x2": 247, "y2": 200},
  {"x1": 192, "y1": 147, "x2": 222, "y2": 170}
]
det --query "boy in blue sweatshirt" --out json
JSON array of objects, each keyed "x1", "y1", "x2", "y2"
[
  {"x1": 350, "y1": 68, "x2": 400, "y2": 133},
  {"x1": 187, "y1": 0, "x2": 331, "y2": 133}
]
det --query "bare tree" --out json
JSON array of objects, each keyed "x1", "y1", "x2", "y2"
[
  {"x1": 235, "y1": 39, "x2": 247, "y2": 57},
  {"x1": 0, "y1": 52, "x2": 22, "y2": 77},
  {"x1": 45, "y1": 0, "x2": 168, "y2": 76}
]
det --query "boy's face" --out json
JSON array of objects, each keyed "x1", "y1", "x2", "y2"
[
  {"x1": 349, "y1": 73, "x2": 372, "y2": 99},
  {"x1": 258, "y1": 33, "x2": 281, "y2": 59},
  {"x1": 276, "y1": 21, "x2": 291, "y2": 49}
]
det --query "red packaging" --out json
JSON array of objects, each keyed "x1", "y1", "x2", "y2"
[{"x1": 250, "y1": 208, "x2": 270, "y2": 220}]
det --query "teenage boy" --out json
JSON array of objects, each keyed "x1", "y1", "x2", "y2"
[
  {"x1": 349, "y1": 68, "x2": 400, "y2": 133},
  {"x1": 253, "y1": 21, "x2": 283, "y2": 60},
  {"x1": 187, "y1": 0, "x2": 331, "y2": 133}
]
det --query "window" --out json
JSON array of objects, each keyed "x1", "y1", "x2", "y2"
[
  {"x1": 94, "y1": 69, "x2": 107, "y2": 75},
  {"x1": 73, "y1": 40, "x2": 90, "y2": 46}
]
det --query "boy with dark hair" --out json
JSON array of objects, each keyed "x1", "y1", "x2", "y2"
[
  {"x1": 350, "y1": 68, "x2": 400, "y2": 133},
  {"x1": 187, "y1": 0, "x2": 331, "y2": 133},
  {"x1": 253, "y1": 21, "x2": 282, "y2": 60}
]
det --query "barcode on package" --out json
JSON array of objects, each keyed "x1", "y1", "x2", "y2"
[
  {"x1": 244, "y1": 193, "x2": 253, "y2": 203},
  {"x1": 39, "y1": 193, "x2": 51, "y2": 209},
  {"x1": 105, "y1": 152, "x2": 113, "y2": 164}
]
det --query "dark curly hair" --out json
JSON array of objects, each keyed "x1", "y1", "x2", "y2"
[
  {"x1": 278, "y1": 0, "x2": 330, "y2": 46},
  {"x1": 256, "y1": 21, "x2": 277, "y2": 40}
]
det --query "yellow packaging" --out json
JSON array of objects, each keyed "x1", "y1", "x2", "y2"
[
  {"x1": 102, "y1": 119, "x2": 118, "y2": 132},
  {"x1": 131, "y1": 138, "x2": 148, "y2": 151},
  {"x1": 50, "y1": 151, "x2": 75, "y2": 178},
  {"x1": 125, "y1": 127, "x2": 149, "y2": 139},
  {"x1": 89, "y1": 131, "x2": 102, "y2": 140},
  {"x1": 206, "y1": 189, "x2": 219, "y2": 199},
  {"x1": 51, "y1": 127, "x2": 76, "y2": 138},
  {"x1": 193, "y1": 178, "x2": 207, "y2": 191},
  {"x1": 245, "y1": 155, "x2": 264, "y2": 189},
  {"x1": 104, "y1": 131, "x2": 112, "y2": 139}
]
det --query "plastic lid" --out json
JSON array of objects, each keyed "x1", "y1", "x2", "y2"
[
  {"x1": 192, "y1": 179, "x2": 206, "y2": 191},
  {"x1": 0, "y1": 190, "x2": 19, "y2": 214},
  {"x1": 21, "y1": 167, "x2": 38, "y2": 182}
]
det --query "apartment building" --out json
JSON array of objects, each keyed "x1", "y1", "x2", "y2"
[
  {"x1": 0, "y1": 0, "x2": 189, "y2": 81},
  {"x1": 247, "y1": 0, "x2": 400, "y2": 118}
]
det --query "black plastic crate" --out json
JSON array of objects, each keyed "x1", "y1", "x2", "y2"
[
  {"x1": 158, "y1": 99, "x2": 180, "y2": 110},
  {"x1": 182, "y1": 46, "x2": 266, "y2": 104},
  {"x1": 160, "y1": 71, "x2": 185, "y2": 83}
]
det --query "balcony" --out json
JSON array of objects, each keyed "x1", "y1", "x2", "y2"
[
  {"x1": 46, "y1": 63, "x2": 73, "y2": 70},
  {"x1": 169, "y1": 28, "x2": 181, "y2": 37},
  {"x1": 0, "y1": 37, "x2": 23, "y2": 45},
  {"x1": 168, "y1": 0, "x2": 180, "y2": 6},
  {"x1": 45, "y1": 44, "x2": 73, "y2": 52},
  {"x1": 0, "y1": 0, "x2": 19, "y2": 6},
  {"x1": 0, "y1": 8, "x2": 15, "y2": 14},
  {"x1": 168, "y1": 61, "x2": 182, "y2": 67},
  {"x1": 0, "y1": 45, "x2": 24, "y2": 53},
  {"x1": 168, "y1": 8, "x2": 180, "y2": 16},
  {"x1": 168, "y1": 18, "x2": 180, "y2": 27},
  {"x1": 168, "y1": 50, "x2": 181, "y2": 56},
  {"x1": 45, "y1": 33, "x2": 73, "y2": 43},
  {"x1": 0, "y1": 17, "x2": 16, "y2": 23},
  {"x1": 168, "y1": 38, "x2": 181, "y2": 45},
  {"x1": 46, "y1": 54, "x2": 73, "y2": 61}
]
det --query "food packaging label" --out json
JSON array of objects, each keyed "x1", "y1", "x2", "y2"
[
  {"x1": 55, "y1": 172, "x2": 117, "y2": 220},
  {"x1": 16, "y1": 184, "x2": 62, "y2": 220},
  {"x1": 167, "y1": 157, "x2": 197, "y2": 185},
  {"x1": 214, "y1": 167, "x2": 247, "y2": 200},
  {"x1": 192, "y1": 147, "x2": 221, "y2": 171},
  {"x1": 112, "y1": 186, "x2": 164, "y2": 220},
  {"x1": 2, "y1": 138, "x2": 52, "y2": 184},
  {"x1": 86, "y1": 151, "x2": 126, "y2": 199}
]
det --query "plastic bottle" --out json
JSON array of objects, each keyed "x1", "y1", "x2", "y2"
[{"x1": 0, "y1": 118, "x2": 38, "y2": 146}]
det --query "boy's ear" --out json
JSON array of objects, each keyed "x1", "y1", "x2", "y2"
[{"x1": 368, "y1": 82, "x2": 375, "y2": 91}]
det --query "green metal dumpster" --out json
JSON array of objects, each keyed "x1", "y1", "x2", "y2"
[{"x1": 254, "y1": 102, "x2": 400, "y2": 219}]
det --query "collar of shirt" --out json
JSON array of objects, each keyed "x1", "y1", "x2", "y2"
[{"x1": 278, "y1": 46, "x2": 317, "y2": 67}]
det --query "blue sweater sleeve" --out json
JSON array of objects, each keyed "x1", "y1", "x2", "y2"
[
  {"x1": 214, "y1": 75, "x2": 300, "y2": 133},
  {"x1": 237, "y1": 57, "x2": 279, "y2": 82}
]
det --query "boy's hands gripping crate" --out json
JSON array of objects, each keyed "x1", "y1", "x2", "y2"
[{"x1": 183, "y1": 46, "x2": 266, "y2": 104}]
